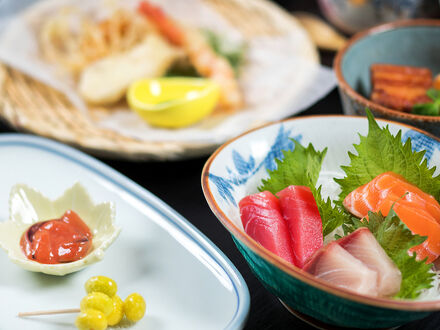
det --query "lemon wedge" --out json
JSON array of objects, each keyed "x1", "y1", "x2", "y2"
[{"x1": 127, "y1": 78, "x2": 220, "y2": 128}]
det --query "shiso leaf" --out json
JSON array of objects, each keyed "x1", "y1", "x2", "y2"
[
  {"x1": 259, "y1": 140, "x2": 326, "y2": 193},
  {"x1": 258, "y1": 139, "x2": 350, "y2": 236},
  {"x1": 342, "y1": 209, "x2": 434, "y2": 299},
  {"x1": 335, "y1": 109, "x2": 440, "y2": 202},
  {"x1": 258, "y1": 111, "x2": 436, "y2": 299},
  {"x1": 311, "y1": 185, "x2": 352, "y2": 237}
]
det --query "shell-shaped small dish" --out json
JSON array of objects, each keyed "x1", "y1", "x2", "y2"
[{"x1": 0, "y1": 183, "x2": 121, "y2": 276}]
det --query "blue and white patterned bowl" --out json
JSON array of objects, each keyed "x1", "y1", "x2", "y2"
[{"x1": 202, "y1": 115, "x2": 440, "y2": 328}]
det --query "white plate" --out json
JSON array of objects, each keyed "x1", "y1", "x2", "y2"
[
  {"x1": 0, "y1": 0, "x2": 335, "y2": 161},
  {"x1": 0, "y1": 134, "x2": 249, "y2": 330}
]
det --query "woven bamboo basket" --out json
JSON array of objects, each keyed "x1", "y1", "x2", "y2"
[{"x1": 0, "y1": 0, "x2": 318, "y2": 161}]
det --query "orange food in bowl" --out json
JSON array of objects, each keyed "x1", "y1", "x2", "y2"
[
  {"x1": 434, "y1": 74, "x2": 440, "y2": 90},
  {"x1": 370, "y1": 64, "x2": 432, "y2": 112}
]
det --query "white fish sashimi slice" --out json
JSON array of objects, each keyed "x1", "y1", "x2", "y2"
[
  {"x1": 304, "y1": 242, "x2": 379, "y2": 296},
  {"x1": 338, "y1": 228, "x2": 402, "y2": 297}
]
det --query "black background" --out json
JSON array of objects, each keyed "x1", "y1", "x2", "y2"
[{"x1": 1, "y1": 0, "x2": 439, "y2": 329}]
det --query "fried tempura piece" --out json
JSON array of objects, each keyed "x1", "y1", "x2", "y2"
[
  {"x1": 40, "y1": 9, "x2": 154, "y2": 75},
  {"x1": 371, "y1": 64, "x2": 432, "y2": 112},
  {"x1": 78, "y1": 34, "x2": 182, "y2": 105},
  {"x1": 138, "y1": 1, "x2": 243, "y2": 111}
]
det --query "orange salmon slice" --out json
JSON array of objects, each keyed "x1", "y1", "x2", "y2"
[
  {"x1": 373, "y1": 172, "x2": 440, "y2": 221},
  {"x1": 343, "y1": 172, "x2": 440, "y2": 263}
]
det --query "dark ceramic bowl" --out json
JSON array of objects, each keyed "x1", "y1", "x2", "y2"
[
  {"x1": 334, "y1": 20, "x2": 440, "y2": 136},
  {"x1": 318, "y1": 0, "x2": 440, "y2": 34}
]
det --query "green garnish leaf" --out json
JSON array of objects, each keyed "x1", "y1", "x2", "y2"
[
  {"x1": 412, "y1": 88, "x2": 440, "y2": 116},
  {"x1": 165, "y1": 61, "x2": 200, "y2": 77},
  {"x1": 258, "y1": 139, "x2": 350, "y2": 236},
  {"x1": 335, "y1": 109, "x2": 440, "y2": 202},
  {"x1": 259, "y1": 140, "x2": 327, "y2": 193},
  {"x1": 167, "y1": 30, "x2": 246, "y2": 77},
  {"x1": 427, "y1": 88, "x2": 440, "y2": 101},
  {"x1": 342, "y1": 209, "x2": 433, "y2": 299},
  {"x1": 202, "y1": 30, "x2": 246, "y2": 74},
  {"x1": 412, "y1": 103, "x2": 440, "y2": 116},
  {"x1": 312, "y1": 186, "x2": 352, "y2": 237}
]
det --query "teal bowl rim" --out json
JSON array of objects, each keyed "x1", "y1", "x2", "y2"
[
  {"x1": 334, "y1": 19, "x2": 440, "y2": 123},
  {"x1": 201, "y1": 114, "x2": 440, "y2": 312}
]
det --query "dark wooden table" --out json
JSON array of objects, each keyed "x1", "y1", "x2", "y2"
[{"x1": 1, "y1": 0, "x2": 439, "y2": 329}]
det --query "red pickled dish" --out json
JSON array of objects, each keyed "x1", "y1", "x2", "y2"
[{"x1": 20, "y1": 210, "x2": 93, "y2": 264}]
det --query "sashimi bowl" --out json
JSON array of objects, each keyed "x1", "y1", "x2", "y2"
[{"x1": 201, "y1": 115, "x2": 440, "y2": 328}]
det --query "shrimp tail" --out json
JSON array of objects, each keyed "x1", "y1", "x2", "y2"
[
  {"x1": 138, "y1": 0, "x2": 243, "y2": 111},
  {"x1": 138, "y1": 1, "x2": 184, "y2": 46}
]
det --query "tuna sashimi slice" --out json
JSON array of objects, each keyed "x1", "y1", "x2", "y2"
[
  {"x1": 239, "y1": 191, "x2": 295, "y2": 265},
  {"x1": 277, "y1": 186, "x2": 323, "y2": 268},
  {"x1": 304, "y1": 242, "x2": 379, "y2": 296},
  {"x1": 338, "y1": 227, "x2": 401, "y2": 297}
]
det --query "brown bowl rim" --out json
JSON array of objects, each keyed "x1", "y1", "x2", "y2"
[
  {"x1": 201, "y1": 114, "x2": 440, "y2": 311},
  {"x1": 334, "y1": 19, "x2": 440, "y2": 123}
]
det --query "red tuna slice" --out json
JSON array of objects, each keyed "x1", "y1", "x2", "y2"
[
  {"x1": 276, "y1": 186, "x2": 323, "y2": 268},
  {"x1": 239, "y1": 191, "x2": 296, "y2": 265},
  {"x1": 304, "y1": 242, "x2": 379, "y2": 296},
  {"x1": 338, "y1": 228, "x2": 401, "y2": 297}
]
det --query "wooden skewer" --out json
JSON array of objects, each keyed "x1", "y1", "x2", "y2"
[{"x1": 18, "y1": 308, "x2": 80, "y2": 317}]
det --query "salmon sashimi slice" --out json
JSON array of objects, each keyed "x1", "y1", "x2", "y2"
[
  {"x1": 376, "y1": 198, "x2": 440, "y2": 262},
  {"x1": 277, "y1": 186, "x2": 323, "y2": 268},
  {"x1": 343, "y1": 172, "x2": 440, "y2": 263},
  {"x1": 373, "y1": 173, "x2": 440, "y2": 221},
  {"x1": 409, "y1": 241, "x2": 439, "y2": 264},
  {"x1": 304, "y1": 242, "x2": 379, "y2": 296},
  {"x1": 337, "y1": 228, "x2": 401, "y2": 296},
  {"x1": 239, "y1": 191, "x2": 296, "y2": 265},
  {"x1": 344, "y1": 172, "x2": 440, "y2": 221},
  {"x1": 343, "y1": 182, "x2": 380, "y2": 218}
]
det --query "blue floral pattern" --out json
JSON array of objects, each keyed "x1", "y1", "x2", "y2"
[
  {"x1": 403, "y1": 130, "x2": 438, "y2": 162},
  {"x1": 209, "y1": 124, "x2": 301, "y2": 206},
  {"x1": 210, "y1": 126, "x2": 439, "y2": 206}
]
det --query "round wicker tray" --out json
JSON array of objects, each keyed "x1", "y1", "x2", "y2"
[{"x1": 0, "y1": 0, "x2": 318, "y2": 161}]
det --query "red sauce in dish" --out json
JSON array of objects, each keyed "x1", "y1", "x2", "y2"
[{"x1": 20, "y1": 210, "x2": 93, "y2": 264}]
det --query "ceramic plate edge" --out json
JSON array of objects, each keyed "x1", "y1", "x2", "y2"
[{"x1": 0, "y1": 133, "x2": 250, "y2": 330}]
